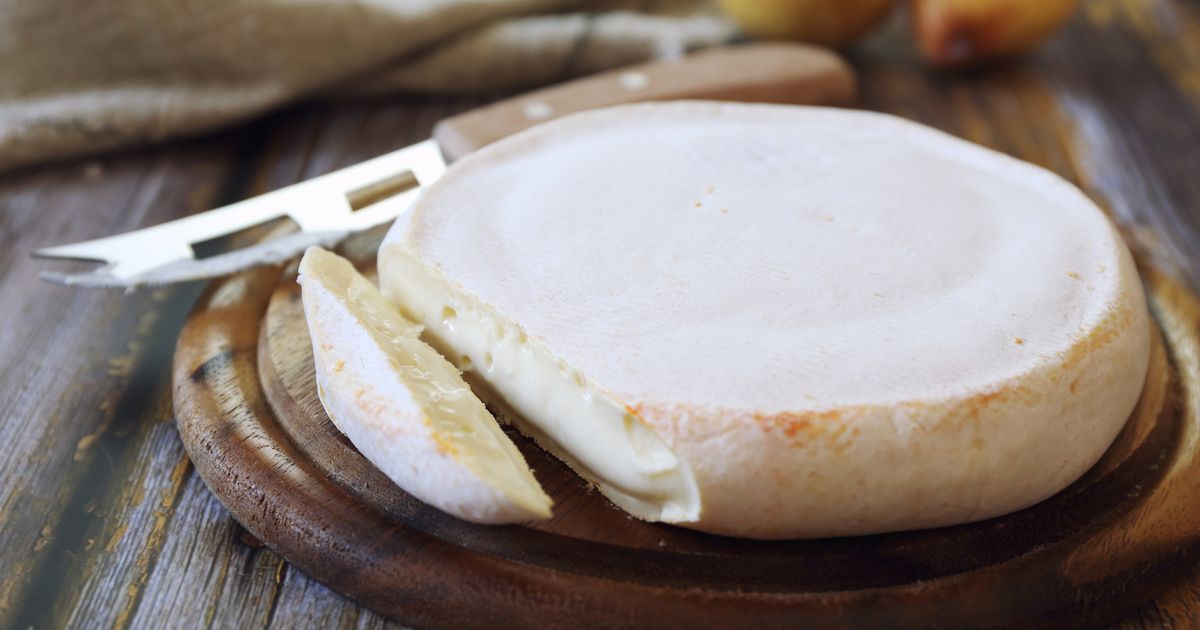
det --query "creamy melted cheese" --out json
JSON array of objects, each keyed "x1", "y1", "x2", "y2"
[{"x1": 380, "y1": 245, "x2": 700, "y2": 522}]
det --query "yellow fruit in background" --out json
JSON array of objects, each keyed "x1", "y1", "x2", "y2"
[
  {"x1": 718, "y1": 0, "x2": 895, "y2": 48},
  {"x1": 912, "y1": 0, "x2": 1081, "y2": 67}
]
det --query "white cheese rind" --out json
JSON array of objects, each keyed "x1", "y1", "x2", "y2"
[{"x1": 380, "y1": 102, "x2": 1151, "y2": 538}]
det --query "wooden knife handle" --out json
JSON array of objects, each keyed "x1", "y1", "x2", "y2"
[{"x1": 432, "y1": 43, "x2": 857, "y2": 161}]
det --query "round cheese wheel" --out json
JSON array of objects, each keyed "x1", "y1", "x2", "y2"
[{"x1": 381, "y1": 102, "x2": 1151, "y2": 538}]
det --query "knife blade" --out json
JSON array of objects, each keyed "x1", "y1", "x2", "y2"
[
  {"x1": 34, "y1": 43, "x2": 855, "y2": 290},
  {"x1": 35, "y1": 139, "x2": 444, "y2": 289}
]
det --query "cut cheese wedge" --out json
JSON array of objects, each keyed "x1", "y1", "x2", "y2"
[
  {"x1": 379, "y1": 101, "x2": 1151, "y2": 539},
  {"x1": 298, "y1": 247, "x2": 552, "y2": 524}
]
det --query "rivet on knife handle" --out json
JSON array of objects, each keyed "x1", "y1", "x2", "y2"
[{"x1": 432, "y1": 42, "x2": 856, "y2": 161}]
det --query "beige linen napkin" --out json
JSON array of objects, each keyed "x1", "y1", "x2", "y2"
[{"x1": 0, "y1": 0, "x2": 733, "y2": 172}]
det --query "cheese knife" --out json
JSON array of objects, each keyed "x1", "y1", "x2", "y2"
[{"x1": 34, "y1": 43, "x2": 855, "y2": 290}]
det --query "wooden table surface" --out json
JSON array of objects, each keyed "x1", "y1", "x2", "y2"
[{"x1": 2, "y1": 2, "x2": 1198, "y2": 627}]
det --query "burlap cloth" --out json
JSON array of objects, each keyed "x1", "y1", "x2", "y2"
[{"x1": 0, "y1": 0, "x2": 734, "y2": 173}]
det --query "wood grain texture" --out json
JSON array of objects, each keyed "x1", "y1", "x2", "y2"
[
  {"x1": 2, "y1": 1, "x2": 1199, "y2": 626},
  {"x1": 173, "y1": 237, "x2": 1199, "y2": 628},
  {"x1": 0, "y1": 100, "x2": 479, "y2": 629}
]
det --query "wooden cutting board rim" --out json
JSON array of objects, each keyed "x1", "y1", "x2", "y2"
[
  {"x1": 261, "y1": 273, "x2": 1183, "y2": 593},
  {"x1": 172, "y1": 236, "x2": 1200, "y2": 627}
]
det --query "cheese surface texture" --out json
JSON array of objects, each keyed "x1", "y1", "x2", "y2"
[{"x1": 380, "y1": 102, "x2": 1151, "y2": 538}]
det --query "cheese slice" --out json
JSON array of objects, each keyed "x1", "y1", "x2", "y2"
[
  {"x1": 298, "y1": 247, "x2": 552, "y2": 524},
  {"x1": 379, "y1": 101, "x2": 1151, "y2": 539}
]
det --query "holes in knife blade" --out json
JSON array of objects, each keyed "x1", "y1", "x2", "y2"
[
  {"x1": 346, "y1": 170, "x2": 419, "y2": 212},
  {"x1": 191, "y1": 216, "x2": 299, "y2": 260},
  {"x1": 190, "y1": 168, "x2": 417, "y2": 262}
]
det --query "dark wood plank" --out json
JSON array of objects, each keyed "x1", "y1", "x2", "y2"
[
  {"x1": 58, "y1": 98, "x2": 488, "y2": 629},
  {"x1": 268, "y1": 565, "x2": 404, "y2": 630},
  {"x1": 0, "y1": 95, "x2": 479, "y2": 628},
  {"x1": 55, "y1": 105, "x2": 380, "y2": 629},
  {"x1": 1044, "y1": 0, "x2": 1200, "y2": 290},
  {"x1": 0, "y1": 140, "x2": 236, "y2": 627}
]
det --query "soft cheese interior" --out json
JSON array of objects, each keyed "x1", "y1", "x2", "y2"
[{"x1": 379, "y1": 244, "x2": 701, "y2": 523}]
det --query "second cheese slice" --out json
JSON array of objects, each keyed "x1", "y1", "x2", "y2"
[
  {"x1": 379, "y1": 102, "x2": 1151, "y2": 539},
  {"x1": 299, "y1": 247, "x2": 552, "y2": 524}
]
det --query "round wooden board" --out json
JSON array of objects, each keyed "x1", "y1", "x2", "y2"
[{"x1": 173, "y1": 237, "x2": 1200, "y2": 629}]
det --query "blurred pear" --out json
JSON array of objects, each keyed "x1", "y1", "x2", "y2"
[
  {"x1": 912, "y1": 0, "x2": 1081, "y2": 67},
  {"x1": 718, "y1": 0, "x2": 894, "y2": 48}
]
